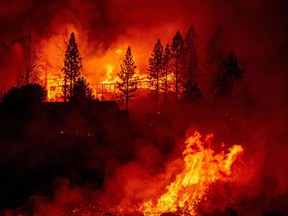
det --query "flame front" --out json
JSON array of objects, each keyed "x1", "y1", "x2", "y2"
[{"x1": 141, "y1": 131, "x2": 243, "y2": 215}]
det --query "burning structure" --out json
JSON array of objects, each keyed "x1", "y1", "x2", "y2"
[{"x1": 0, "y1": 0, "x2": 288, "y2": 215}]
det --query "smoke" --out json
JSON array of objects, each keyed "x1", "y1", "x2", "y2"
[
  {"x1": 1, "y1": 0, "x2": 287, "y2": 95},
  {"x1": 0, "y1": 0, "x2": 288, "y2": 215},
  {"x1": 1, "y1": 100, "x2": 288, "y2": 215}
]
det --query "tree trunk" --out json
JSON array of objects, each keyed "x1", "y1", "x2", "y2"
[
  {"x1": 64, "y1": 78, "x2": 67, "y2": 102},
  {"x1": 156, "y1": 69, "x2": 159, "y2": 113},
  {"x1": 175, "y1": 58, "x2": 179, "y2": 101},
  {"x1": 25, "y1": 69, "x2": 29, "y2": 85},
  {"x1": 126, "y1": 77, "x2": 129, "y2": 110},
  {"x1": 164, "y1": 71, "x2": 168, "y2": 104}
]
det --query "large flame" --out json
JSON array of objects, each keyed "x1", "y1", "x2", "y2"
[
  {"x1": 36, "y1": 25, "x2": 177, "y2": 101},
  {"x1": 141, "y1": 131, "x2": 243, "y2": 215},
  {"x1": 41, "y1": 33, "x2": 141, "y2": 101}
]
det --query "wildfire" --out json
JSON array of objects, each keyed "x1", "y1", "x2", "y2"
[
  {"x1": 141, "y1": 131, "x2": 243, "y2": 216},
  {"x1": 36, "y1": 26, "x2": 179, "y2": 101}
]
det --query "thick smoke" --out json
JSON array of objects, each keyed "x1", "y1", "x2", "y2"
[
  {"x1": 1, "y1": 0, "x2": 287, "y2": 94},
  {"x1": 0, "y1": 0, "x2": 288, "y2": 215}
]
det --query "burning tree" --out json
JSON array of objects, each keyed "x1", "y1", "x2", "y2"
[
  {"x1": 62, "y1": 32, "x2": 82, "y2": 101},
  {"x1": 117, "y1": 46, "x2": 138, "y2": 110},
  {"x1": 171, "y1": 31, "x2": 185, "y2": 101},
  {"x1": 17, "y1": 35, "x2": 43, "y2": 87},
  {"x1": 148, "y1": 39, "x2": 164, "y2": 111}
]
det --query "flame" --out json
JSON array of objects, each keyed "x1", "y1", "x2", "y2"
[
  {"x1": 37, "y1": 25, "x2": 177, "y2": 101},
  {"x1": 105, "y1": 64, "x2": 114, "y2": 81},
  {"x1": 115, "y1": 49, "x2": 124, "y2": 55},
  {"x1": 39, "y1": 30, "x2": 138, "y2": 100},
  {"x1": 141, "y1": 131, "x2": 243, "y2": 215},
  {"x1": 7, "y1": 131, "x2": 244, "y2": 215},
  {"x1": 8, "y1": 23, "x2": 183, "y2": 101}
]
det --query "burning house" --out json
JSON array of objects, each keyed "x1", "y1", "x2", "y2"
[{"x1": 0, "y1": 0, "x2": 287, "y2": 215}]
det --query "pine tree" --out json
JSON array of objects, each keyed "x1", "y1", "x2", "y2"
[
  {"x1": 183, "y1": 26, "x2": 202, "y2": 100},
  {"x1": 117, "y1": 46, "x2": 138, "y2": 110},
  {"x1": 71, "y1": 76, "x2": 93, "y2": 101},
  {"x1": 62, "y1": 32, "x2": 82, "y2": 101},
  {"x1": 205, "y1": 26, "x2": 225, "y2": 72},
  {"x1": 162, "y1": 44, "x2": 172, "y2": 103},
  {"x1": 184, "y1": 26, "x2": 199, "y2": 83},
  {"x1": 148, "y1": 39, "x2": 163, "y2": 111},
  {"x1": 171, "y1": 31, "x2": 185, "y2": 101},
  {"x1": 205, "y1": 26, "x2": 227, "y2": 99}
]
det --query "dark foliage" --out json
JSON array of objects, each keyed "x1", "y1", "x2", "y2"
[
  {"x1": 162, "y1": 44, "x2": 172, "y2": 103},
  {"x1": 117, "y1": 46, "x2": 138, "y2": 110},
  {"x1": 17, "y1": 35, "x2": 43, "y2": 87},
  {"x1": 0, "y1": 101, "x2": 132, "y2": 211},
  {"x1": 148, "y1": 39, "x2": 164, "y2": 110},
  {"x1": 184, "y1": 25, "x2": 199, "y2": 84},
  {"x1": 1, "y1": 83, "x2": 47, "y2": 107},
  {"x1": 62, "y1": 32, "x2": 82, "y2": 101},
  {"x1": 214, "y1": 51, "x2": 244, "y2": 97},
  {"x1": 70, "y1": 76, "x2": 93, "y2": 101},
  {"x1": 182, "y1": 80, "x2": 202, "y2": 101},
  {"x1": 205, "y1": 26, "x2": 226, "y2": 72},
  {"x1": 171, "y1": 31, "x2": 185, "y2": 101}
]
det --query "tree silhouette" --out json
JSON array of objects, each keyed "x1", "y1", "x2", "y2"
[
  {"x1": 184, "y1": 25, "x2": 199, "y2": 84},
  {"x1": 162, "y1": 44, "x2": 172, "y2": 103},
  {"x1": 183, "y1": 26, "x2": 201, "y2": 100},
  {"x1": 71, "y1": 76, "x2": 93, "y2": 101},
  {"x1": 117, "y1": 46, "x2": 138, "y2": 110},
  {"x1": 148, "y1": 39, "x2": 164, "y2": 111},
  {"x1": 62, "y1": 32, "x2": 82, "y2": 101},
  {"x1": 1, "y1": 83, "x2": 47, "y2": 107},
  {"x1": 171, "y1": 31, "x2": 185, "y2": 101},
  {"x1": 215, "y1": 51, "x2": 244, "y2": 97},
  {"x1": 205, "y1": 26, "x2": 226, "y2": 97},
  {"x1": 17, "y1": 35, "x2": 43, "y2": 87},
  {"x1": 56, "y1": 27, "x2": 69, "y2": 57},
  {"x1": 183, "y1": 81, "x2": 202, "y2": 101},
  {"x1": 205, "y1": 26, "x2": 226, "y2": 72}
]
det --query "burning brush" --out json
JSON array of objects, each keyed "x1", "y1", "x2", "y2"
[{"x1": 140, "y1": 131, "x2": 243, "y2": 216}]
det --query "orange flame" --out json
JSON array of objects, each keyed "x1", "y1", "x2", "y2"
[
  {"x1": 141, "y1": 131, "x2": 243, "y2": 215},
  {"x1": 38, "y1": 25, "x2": 179, "y2": 101}
]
